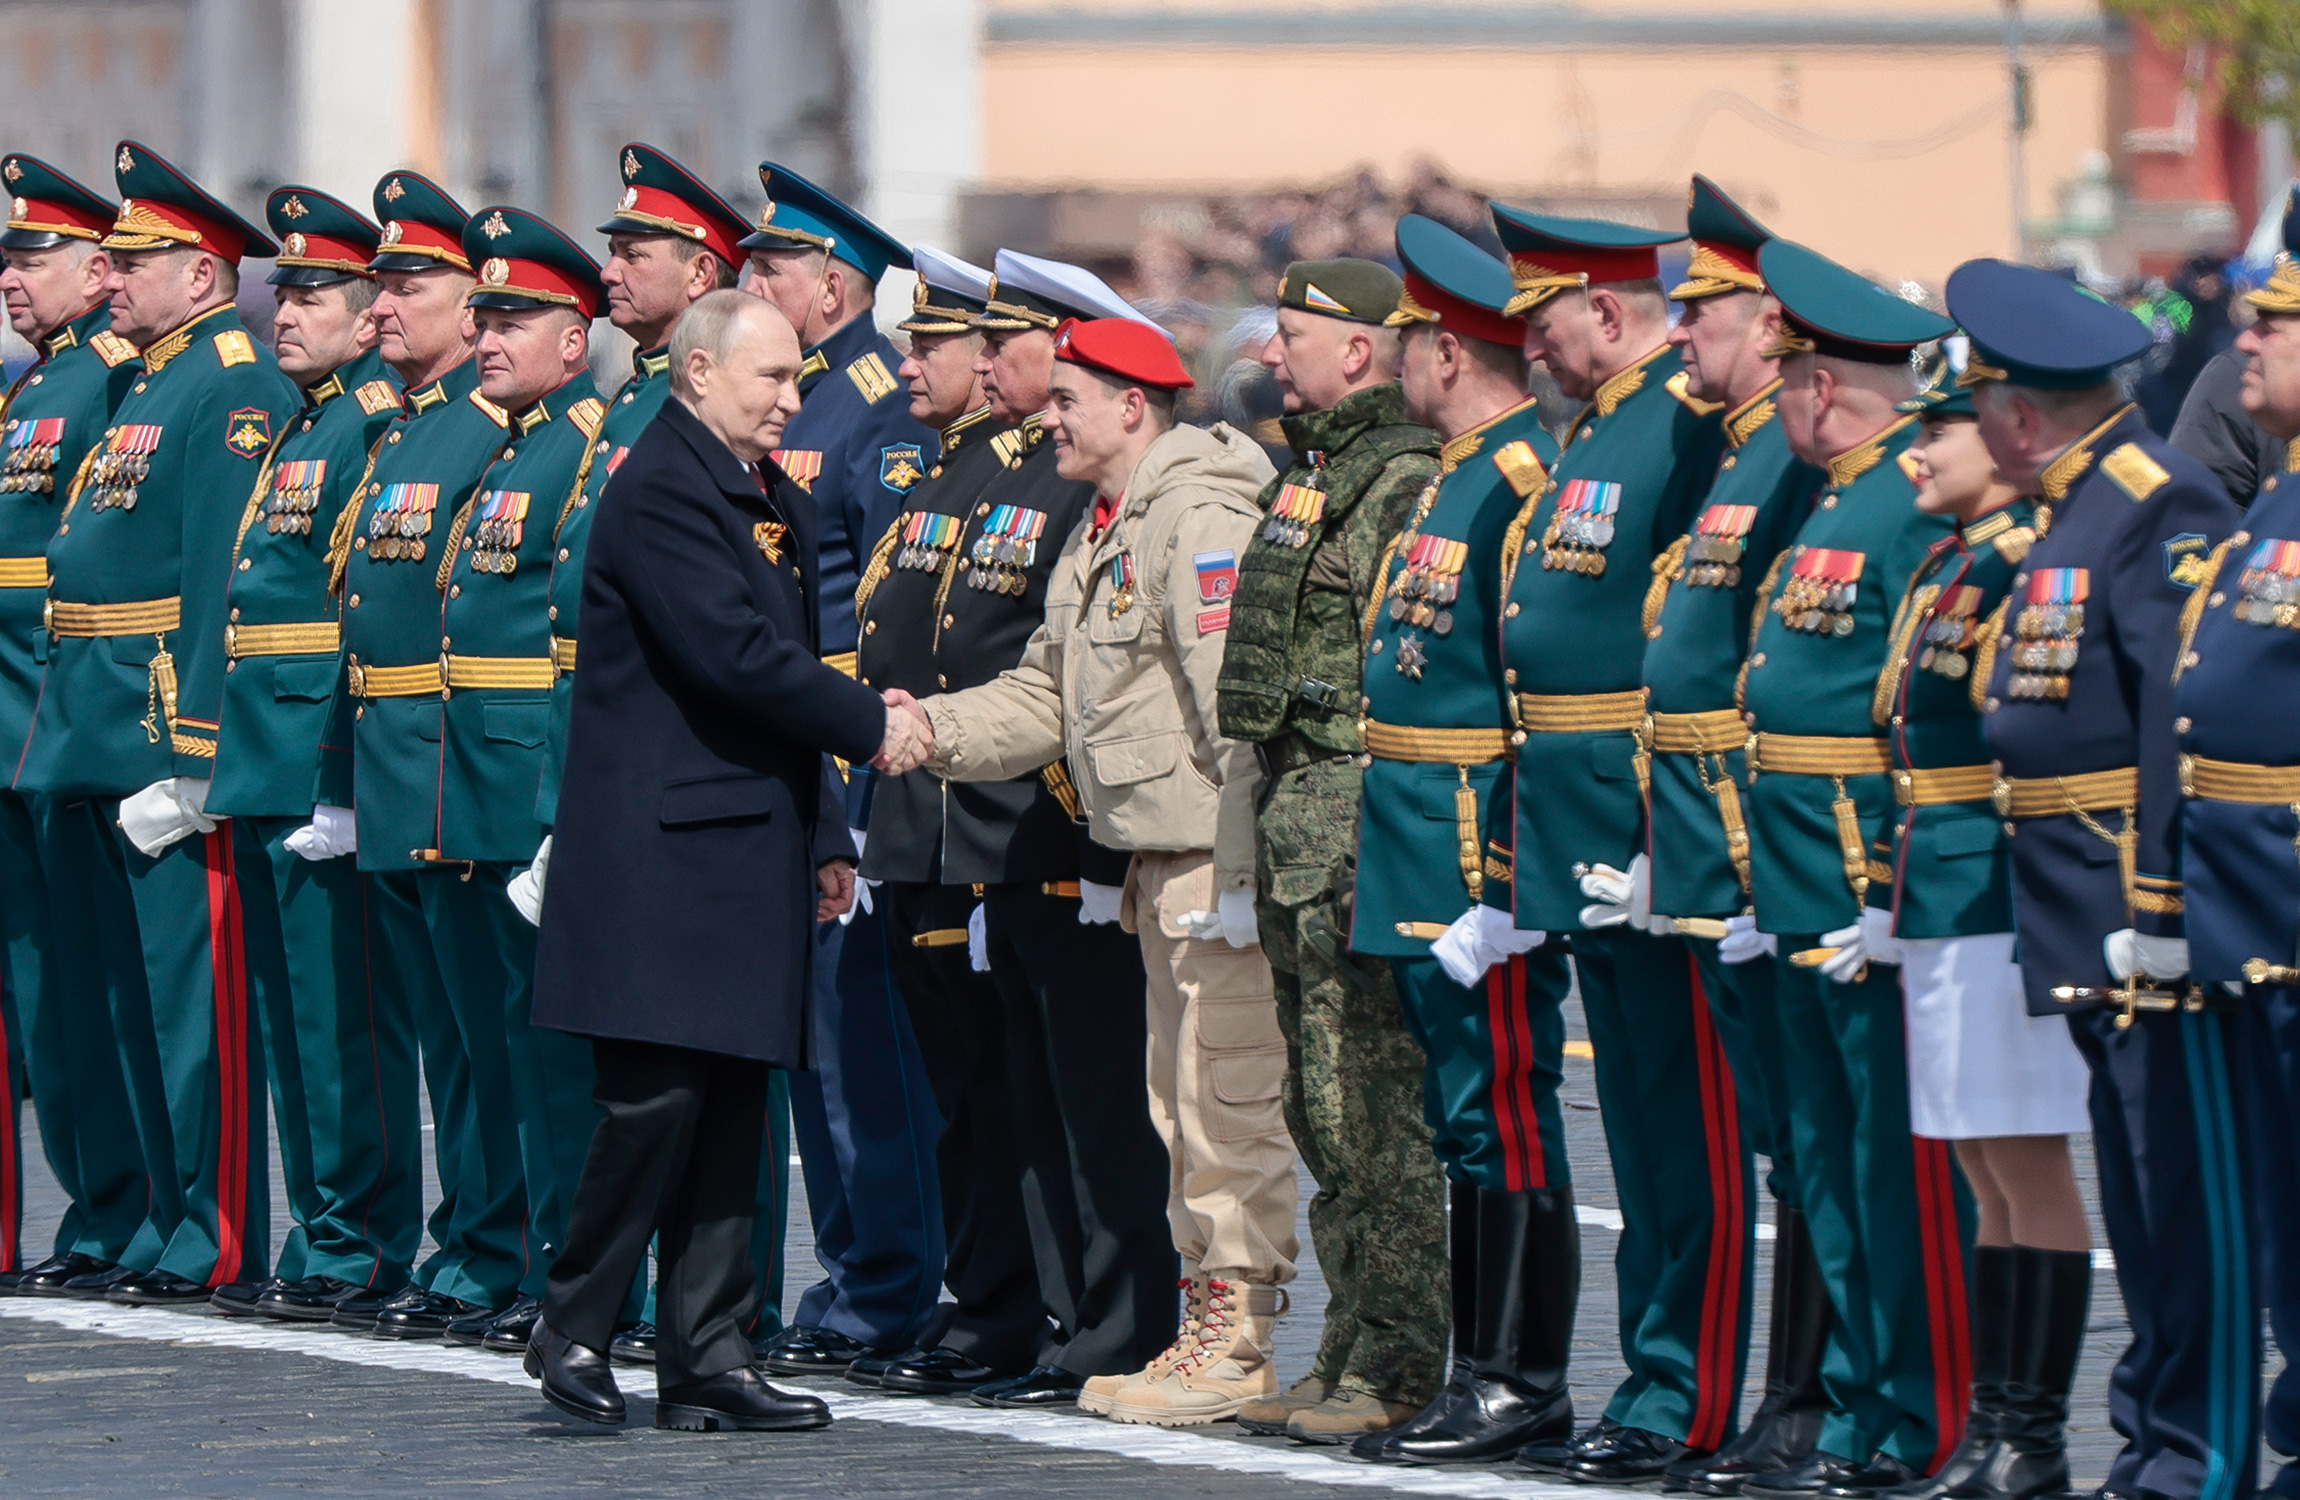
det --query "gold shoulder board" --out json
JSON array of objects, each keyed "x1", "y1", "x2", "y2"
[
  {"x1": 1991, "y1": 526, "x2": 2035, "y2": 564},
  {"x1": 1491, "y1": 439, "x2": 1549, "y2": 499},
  {"x1": 469, "y1": 390, "x2": 510, "y2": 427},
  {"x1": 1664, "y1": 369, "x2": 1724, "y2": 416},
  {"x1": 354, "y1": 380, "x2": 399, "y2": 415},
  {"x1": 213, "y1": 330, "x2": 257, "y2": 367},
  {"x1": 568, "y1": 396, "x2": 605, "y2": 440},
  {"x1": 991, "y1": 429, "x2": 1026, "y2": 469},
  {"x1": 846, "y1": 352, "x2": 898, "y2": 405},
  {"x1": 90, "y1": 331, "x2": 139, "y2": 367},
  {"x1": 2101, "y1": 442, "x2": 2170, "y2": 501}
]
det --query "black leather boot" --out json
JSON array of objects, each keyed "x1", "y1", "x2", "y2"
[
  {"x1": 1354, "y1": 1179, "x2": 1477, "y2": 1463},
  {"x1": 1940, "y1": 1248, "x2": 2088, "y2": 1500},
  {"x1": 1880, "y1": 1245, "x2": 2015, "y2": 1500},
  {"x1": 1671, "y1": 1203, "x2": 1837, "y2": 1495},
  {"x1": 1382, "y1": 1185, "x2": 1575, "y2": 1465}
]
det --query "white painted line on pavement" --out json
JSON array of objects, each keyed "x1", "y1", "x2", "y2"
[{"x1": 0, "y1": 1300, "x2": 1584, "y2": 1499}]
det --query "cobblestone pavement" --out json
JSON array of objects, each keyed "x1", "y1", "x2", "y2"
[{"x1": 0, "y1": 997, "x2": 2254, "y2": 1497}]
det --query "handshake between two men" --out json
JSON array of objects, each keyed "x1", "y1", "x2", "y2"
[{"x1": 873, "y1": 689, "x2": 936, "y2": 775}]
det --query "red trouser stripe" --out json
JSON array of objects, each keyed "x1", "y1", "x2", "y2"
[
  {"x1": 1485, "y1": 955, "x2": 1544, "y2": 1190},
  {"x1": 1685, "y1": 951, "x2": 1746, "y2": 1451},
  {"x1": 1913, "y1": 1133, "x2": 1973, "y2": 1469},
  {"x1": 207, "y1": 827, "x2": 249, "y2": 1287},
  {"x1": 353, "y1": 876, "x2": 388, "y2": 1288}
]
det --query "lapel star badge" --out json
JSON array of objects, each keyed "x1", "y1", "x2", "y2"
[{"x1": 1394, "y1": 634, "x2": 1428, "y2": 680}]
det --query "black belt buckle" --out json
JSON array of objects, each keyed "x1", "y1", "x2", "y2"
[{"x1": 1295, "y1": 675, "x2": 1343, "y2": 712}]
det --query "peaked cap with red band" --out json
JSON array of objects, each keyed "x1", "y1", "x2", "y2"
[
  {"x1": 369, "y1": 170, "x2": 472, "y2": 273},
  {"x1": 1671, "y1": 174, "x2": 1774, "y2": 302},
  {"x1": 267, "y1": 185, "x2": 381, "y2": 286},
  {"x1": 462, "y1": 205, "x2": 607, "y2": 321},
  {"x1": 597, "y1": 143, "x2": 749, "y2": 270},
  {"x1": 1383, "y1": 213, "x2": 1522, "y2": 347},
  {"x1": 1, "y1": 154, "x2": 116, "y2": 250},
  {"x1": 1489, "y1": 203, "x2": 1680, "y2": 315},
  {"x1": 105, "y1": 140, "x2": 275, "y2": 262},
  {"x1": 1053, "y1": 316, "x2": 1194, "y2": 391}
]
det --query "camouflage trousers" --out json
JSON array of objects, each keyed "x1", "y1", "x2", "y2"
[{"x1": 1256, "y1": 757, "x2": 1449, "y2": 1405}]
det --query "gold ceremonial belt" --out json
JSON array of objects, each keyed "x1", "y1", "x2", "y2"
[
  {"x1": 1750, "y1": 733, "x2": 1892, "y2": 777},
  {"x1": 1517, "y1": 690, "x2": 1647, "y2": 734},
  {"x1": 45, "y1": 596, "x2": 181, "y2": 637},
  {"x1": 551, "y1": 636, "x2": 578, "y2": 674},
  {"x1": 1992, "y1": 767, "x2": 2139, "y2": 819},
  {"x1": 346, "y1": 658, "x2": 442, "y2": 698},
  {"x1": 1647, "y1": 709, "x2": 1747, "y2": 754},
  {"x1": 822, "y1": 650, "x2": 858, "y2": 679},
  {"x1": 444, "y1": 655, "x2": 555, "y2": 691},
  {"x1": 1362, "y1": 721, "x2": 1512, "y2": 764},
  {"x1": 1893, "y1": 766, "x2": 1997, "y2": 807},
  {"x1": 225, "y1": 621, "x2": 339, "y2": 658},
  {"x1": 1041, "y1": 881, "x2": 1080, "y2": 897},
  {"x1": 911, "y1": 929, "x2": 969, "y2": 949},
  {"x1": 2181, "y1": 755, "x2": 2300, "y2": 804},
  {"x1": 0, "y1": 557, "x2": 49, "y2": 589}
]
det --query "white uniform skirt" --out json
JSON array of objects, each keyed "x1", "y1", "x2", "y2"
[{"x1": 1899, "y1": 932, "x2": 2091, "y2": 1139}]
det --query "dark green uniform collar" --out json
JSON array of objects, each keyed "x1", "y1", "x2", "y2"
[
  {"x1": 634, "y1": 342, "x2": 671, "y2": 380},
  {"x1": 302, "y1": 348, "x2": 390, "y2": 410},
  {"x1": 403, "y1": 350, "x2": 483, "y2": 417},
  {"x1": 1822, "y1": 411, "x2": 1919, "y2": 489},
  {"x1": 512, "y1": 371, "x2": 594, "y2": 435},
  {"x1": 1723, "y1": 378, "x2": 1782, "y2": 449},
  {"x1": 139, "y1": 301, "x2": 238, "y2": 372},
  {"x1": 1281, "y1": 379, "x2": 1411, "y2": 466},
  {"x1": 1442, "y1": 392, "x2": 1544, "y2": 468},
  {"x1": 43, "y1": 301, "x2": 111, "y2": 359}
]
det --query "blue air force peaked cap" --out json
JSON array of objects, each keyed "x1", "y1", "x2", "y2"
[
  {"x1": 1945, "y1": 258, "x2": 2149, "y2": 389},
  {"x1": 739, "y1": 162, "x2": 909, "y2": 284},
  {"x1": 1758, "y1": 239, "x2": 1952, "y2": 363}
]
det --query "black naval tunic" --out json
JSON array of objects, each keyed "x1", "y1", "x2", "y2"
[{"x1": 856, "y1": 415, "x2": 1174, "y2": 1378}]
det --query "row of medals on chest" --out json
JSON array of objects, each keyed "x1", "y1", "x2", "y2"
[
  {"x1": 900, "y1": 504, "x2": 1045, "y2": 597},
  {"x1": 1, "y1": 417, "x2": 65, "y2": 494}
]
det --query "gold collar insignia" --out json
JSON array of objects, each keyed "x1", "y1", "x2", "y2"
[{"x1": 1824, "y1": 412, "x2": 1917, "y2": 488}]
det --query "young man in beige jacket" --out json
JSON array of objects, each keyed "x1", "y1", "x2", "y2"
[{"x1": 884, "y1": 317, "x2": 1296, "y2": 1426}]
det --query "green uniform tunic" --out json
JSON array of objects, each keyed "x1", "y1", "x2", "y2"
[
  {"x1": 21, "y1": 303, "x2": 298, "y2": 1287},
  {"x1": 326, "y1": 355, "x2": 528, "y2": 1309},
  {"x1": 1640, "y1": 382, "x2": 1822, "y2": 1207},
  {"x1": 0, "y1": 303, "x2": 142, "y2": 1271},
  {"x1": 208, "y1": 350, "x2": 420, "y2": 1289},
  {"x1": 1350, "y1": 397, "x2": 1574, "y2": 1197},
  {"x1": 1217, "y1": 380, "x2": 1449, "y2": 1402},
  {"x1": 1741, "y1": 413, "x2": 1973, "y2": 1469}
]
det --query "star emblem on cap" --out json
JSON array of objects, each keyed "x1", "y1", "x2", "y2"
[
  {"x1": 280, "y1": 195, "x2": 308, "y2": 220},
  {"x1": 381, "y1": 220, "x2": 405, "y2": 245},
  {"x1": 481, "y1": 256, "x2": 510, "y2": 286},
  {"x1": 116, "y1": 146, "x2": 133, "y2": 173},
  {"x1": 382, "y1": 177, "x2": 406, "y2": 202},
  {"x1": 623, "y1": 149, "x2": 640, "y2": 181},
  {"x1": 481, "y1": 211, "x2": 511, "y2": 239},
  {"x1": 283, "y1": 232, "x2": 306, "y2": 257},
  {"x1": 756, "y1": 199, "x2": 776, "y2": 228},
  {"x1": 2, "y1": 162, "x2": 20, "y2": 185}
]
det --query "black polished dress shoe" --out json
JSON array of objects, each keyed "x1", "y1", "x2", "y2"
[
  {"x1": 1567, "y1": 1426, "x2": 1707, "y2": 1485},
  {"x1": 209, "y1": 1278, "x2": 281, "y2": 1317},
  {"x1": 14, "y1": 1253, "x2": 112, "y2": 1298},
  {"x1": 107, "y1": 1269, "x2": 214, "y2": 1306},
  {"x1": 1669, "y1": 1406, "x2": 1828, "y2": 1496},
  {"x1": 256, "y1": 1276, "x2": 363, "y2": 1322},
  {"x1": 1817, "y1": 1453, "x2": 1919, "y2": 1499},
  {"x1": 657, "y1": 1365, "x2": 832, "y2": 1432},
  {"x1": 1747, "y1": 1454, "x2": 1876, "y2": 1500},
  {"x1": 754, "y1": 1324, "x2": 875, "y2": 1376},
  {"x1": 444, "y1": 1303, "x2": 497, "y2": 1347},
  {"x1": 59, "y1": 1264, "x2": 138, "y2": 1300},
  {"x1": 525, "y1": 1318, "x2": 624, "y2": 1425},
  {"x1": 480, "y1": 1294, "x2": 542, "y2": 1354},
  {"x1": 881, "y1": 1345, "x2": 1005, "y2": 1396},
  {"x1": 844, "y1": 1345, "x2": 916, "y2": 1387},
  {"x1": 610, "y1": 1322, "x2": 658, "y2": 1367},
  {"x1": 329, "y1": 1284, "x2": 414, "y2": 1332},
  {"x1": 970, "y1": 1365, "x2": 1085, "y2": 1409},
  {"x1": 372, "y1": 1288, "x2": 487, "y2": 1340}
]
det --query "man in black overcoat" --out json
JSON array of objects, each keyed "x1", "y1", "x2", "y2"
[{"x1": 523, "y1": 290, "x2": 922, "y2": 1431}]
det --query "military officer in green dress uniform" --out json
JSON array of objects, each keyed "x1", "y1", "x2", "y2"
[
  {"x1": 321, "y1": 171, "x2": 531, "y2": 1339},
  {"x1": 1486, "y1": 204, "x2": 1741, "y2": 1483},
  {"x1": 1215, "y1": 256, "x2": 1449, "y2": 1443},
  {"x1": 1733, "y1": 240, "x2": 1969, "y2": 1500},
  {"x1": 15, "y1": 141, "x2": 300, "y2": 1306},
  {"x1": 1639, "y1": 178, "x2": 1833, "y2": 1496},
  {"x1": 0, "y1": 155, "x2": 143, "y2": 1295},
  {"x1": 201, "y1": 187, "x2": 415, "y2": 1321},
  {"x1": 512, "y1": 140, "x2": 752, "y2": 1367},
  {"x1": 1346, "y1": 215, "x2": 1571, "y2": 1468}
]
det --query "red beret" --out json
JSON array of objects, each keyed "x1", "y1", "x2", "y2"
[{"x1": 1052, "y1": 317, "x2": 1194, "y2": 391}]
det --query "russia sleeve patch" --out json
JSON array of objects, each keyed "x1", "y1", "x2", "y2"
[{"x1": 1194, "y1": 549, "x2": 1238, "y2": 603}]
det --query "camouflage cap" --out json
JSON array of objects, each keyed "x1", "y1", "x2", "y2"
[{"x1": 1276, "y1": 258, "x2": 1404, "y2": 326}]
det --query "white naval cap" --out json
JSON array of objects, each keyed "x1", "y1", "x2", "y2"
[
  {"x1": 900, "y1": 245, "x2": 997, "y2": 333},
  {"x1": 981, "y1": 248, "x2": 1174, "y2": 341}
]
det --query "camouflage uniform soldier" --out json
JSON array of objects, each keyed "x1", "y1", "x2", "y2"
[{"x1": 1216, "y1": 259, "x2": 1445, "y2": 1442}]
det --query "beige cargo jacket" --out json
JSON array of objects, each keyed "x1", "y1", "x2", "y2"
[{"x1": 922, "y1": 421, "x2": 1275, "y2": 893}]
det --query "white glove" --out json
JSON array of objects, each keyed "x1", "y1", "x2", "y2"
[
  {"x1": 1718, "y1": 913, "x2": 1777, "y2": 965},
  {"x1": 838, "y1": 827, "x2": 877, "y2": 925},
  {"x1": 1577, "y1": 855, "x2": 1666, "y2": 935},
  {"x1": 1859, "y1": 904, "x2": 1904, "y2": 968},
  {"x1": 283, "y1": 804, "x2": 357, "y2": 862},
  {"x1": 1818, "y1": 922, "x2": 1874, "y2": 983},
  {"x1": 1432, "y1": 903, "x2": 1547, "y2": 987},
  {"x1": 118, "y1": 777, "x2": 217, "y2": 857},
  {"x1": 2104, "y1": 929, "x2": 2188, "y2": 983},
  {"x1": 506, "y1": 834, "x2": 551, "y2": 926},
  {"x1": 1077, "y1": 879, "x2": 1124, "y2": 926},
  {"x1": 1179, "y1": 886, "x2": 1260, "y2": 948},
  {"x1": 967, "y1": 903, "x2": 990, "y2": 972}
]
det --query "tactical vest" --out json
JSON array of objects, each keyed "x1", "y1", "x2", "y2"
[{"x1": 1218, "y1": 381, "x2": 1438, "y2": 751}]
